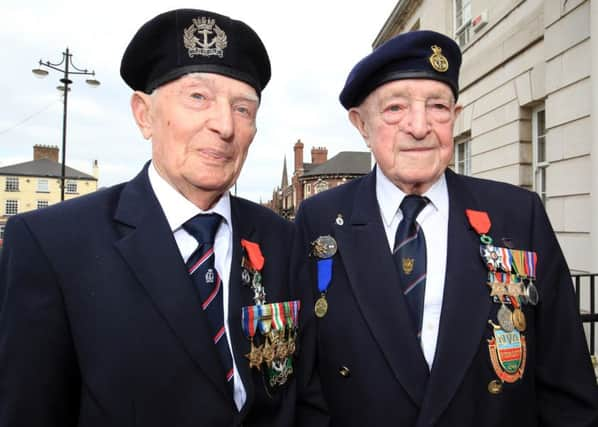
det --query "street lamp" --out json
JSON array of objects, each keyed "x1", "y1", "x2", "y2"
[{"x1": 32, "y1": 47, "x2": 100, "y2": 201}]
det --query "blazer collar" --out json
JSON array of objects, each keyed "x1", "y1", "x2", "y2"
[{"x1": 113, "y1": 164, "x2": 234, "y2": 403}]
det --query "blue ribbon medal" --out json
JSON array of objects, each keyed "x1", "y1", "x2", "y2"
[{"x1": 314, "y1": 258, "x2": 333, "y2": 318}]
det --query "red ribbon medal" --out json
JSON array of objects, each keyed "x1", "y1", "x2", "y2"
[{"x1": 465, "y1": 209, "x2": 493, "y2": 244}]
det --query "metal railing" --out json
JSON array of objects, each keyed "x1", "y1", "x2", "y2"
[{"x1": 572, "y1": 274, "x2": 597, "y2": 359}]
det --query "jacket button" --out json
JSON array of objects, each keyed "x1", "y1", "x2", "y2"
[{"x1": 339, "y1": 366, "x2": 351, "y2": 377}]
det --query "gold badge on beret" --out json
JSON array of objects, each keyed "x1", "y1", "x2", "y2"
[
  {"x1": 429, "y1": 45, "x2": 449, "y2": 72},
  {"x1": 184, "y1": 16, "x2": 228, "y2": 58}
]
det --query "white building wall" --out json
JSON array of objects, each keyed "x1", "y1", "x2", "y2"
[{"x1": 391, "y1": 0, "x2": 595, "y2": 273}]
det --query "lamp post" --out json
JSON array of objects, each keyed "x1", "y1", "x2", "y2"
[{"x1": 32, "y1": 47, "x2": 100, "y2": 201}]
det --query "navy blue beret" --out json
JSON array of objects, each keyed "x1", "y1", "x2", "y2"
[
  {"x1": 339, "y1": 30, "x2": 462, "y2": 109},
  {"x1": 120, "y1": 9, "x2": 271, "y2": 95}
]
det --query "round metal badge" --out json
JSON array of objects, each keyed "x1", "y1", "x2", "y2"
[
  {"x1": 312, "y1": 235, "x2": 338, "y2": 259},
  {"x1": 487, "y1": 379, "x2": 503, "y2": 394},
  {"x1": 497, "y1": 304, "x2": 514, "y2": 332},
  {"x1": 314, "y1": 295, "x2": 328, "y2": 318},
  {"x1": 512, "y1": 308, "x2": 526, "y2": 332},
  {"x1": 525, "y1": 282, "x2": 539, "y2": 306}
]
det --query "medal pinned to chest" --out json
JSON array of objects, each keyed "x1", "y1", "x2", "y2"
[
  {"x1": 465, "y1": 209, "x2": 538, "y2": 391},
  {"x1": 241, "y1": 301, "x2": 300, "y2": 388},
  {"x1": 310, "y1": 235, "x2": 337, "y2": 318},
  {"x1": 239, "y1": 239, "x2": 300, "y2": 388}
]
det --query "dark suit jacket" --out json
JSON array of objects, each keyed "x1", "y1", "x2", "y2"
[
  {"x1": 293, "y1": 168, "x2": 598, "y2": 427},
  {"x1": 0, "y1": 165, "x2": 295, "y2": 427}
]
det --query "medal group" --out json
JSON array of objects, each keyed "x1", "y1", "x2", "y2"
[
  {"x1": 465, "y1": 210, "x2": 539, "y2": 394},
  {"x1": 239, "y1": 239, "x2": 299, "y2": 388},
  {"x1": 311, "y1": 235, "x2": 338, "y2": 318}
]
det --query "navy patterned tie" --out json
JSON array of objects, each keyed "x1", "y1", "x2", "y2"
[
  {"x1": 393, "y1": 195, "x2": 429, "y2": 339},
  {"x1": 183, "y1": 214, "x2": 234, "y2": 392}
]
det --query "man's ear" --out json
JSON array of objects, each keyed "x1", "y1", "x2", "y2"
[
  {"x1": 131, "y1": 91, "x2": 153, "y2": 140},
  {"x1": 349, "y1": 107, "x2": 370, "y2": 147}
]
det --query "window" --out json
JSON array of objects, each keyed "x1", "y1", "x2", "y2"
[
  {"x1": 0, "y1": 225, "x2": 4, "y2": 240},
  {"x1": 65, "y1": 180, "x2": 78, "y2": 194},
  {"x1": 5, "y1": 176, "x2": 19, "y2": 192},
  {"x1": 37, "y1": 178, "x2": 49, "y2": 193},
  {"x1": 305, "y1": 183, "x2": 312, "y2": 196},
  {"x1": 5, "y1": 200, "x2": 18, "y2": 216},
  {"x1": 454, "y1": 135, "x2": 471, "y2": 175},
  {"x1": 532, "y1": 107, "x2": 548, "y2": 204},
  {"x1": 455, "y1": 0, "x2": 472, "y2": 47},
  {"x1": 315, "y1": 180, "x2": 329, "y2": 194},
  {"x1": 37, "y1": 200, "x2": 49, "y2": 210}
]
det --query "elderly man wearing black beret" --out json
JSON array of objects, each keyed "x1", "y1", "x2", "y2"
[
  {"x1": 0, "y1": 9, "x2": 298, "y2": 427},
  {"x1": 293, "y1": 30, "x2": 598, "y2": 426}
]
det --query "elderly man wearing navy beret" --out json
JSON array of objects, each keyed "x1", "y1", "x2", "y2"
[
  {"x1": 293, "y1": 30, "x2": 598, "y2": 426},
  {"x1": 0, "y1": 9, "x2": 298, "y2": 427}
]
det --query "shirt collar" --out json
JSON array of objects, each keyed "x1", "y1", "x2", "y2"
[
  {"x1": 376, "y1": 166, "x2": 449, "y2": 226},
  {"x1": 148, "y1": 161, "x2": 232, "y2": 232}
]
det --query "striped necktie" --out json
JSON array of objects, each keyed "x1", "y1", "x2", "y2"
[
  {"x1": 183, "y1": 214, "x2": 234, "y2": 391},
  {"x1": 393, "y1": 195, "x2": 429, "y2": 339}
]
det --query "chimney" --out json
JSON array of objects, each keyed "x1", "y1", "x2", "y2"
[
  {"x1": 33, "y1": 144, "x2": 59, "y2": 162},
  {"x1": 293, "y1": 139, "x2": 304, "y2": 173},
  {"x1": 92, "y1": 159, "x2": 99, "y2": 180},
  {"x1": 311, "y1": 146, "x2": 328, "y2": 165}
]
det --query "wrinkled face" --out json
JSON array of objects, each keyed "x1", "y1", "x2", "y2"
[
  {"x1": 350, "y1": 79, "x2": 461, "y2": 194},
  {"x1": 132, "y1": 73, "x2": 259, "y2": 208}
]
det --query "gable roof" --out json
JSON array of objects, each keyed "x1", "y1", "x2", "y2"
[
  {"x1": 0, "y1": 158, "x2": 96, "y2": 180},
  {"x1": 301, "y1": 151, "x2": 371, "y2": 178}
]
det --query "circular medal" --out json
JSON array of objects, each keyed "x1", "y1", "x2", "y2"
[
  {"x1": 525, "y1": 282, "x2": 539, "y2": 306},
  {"x1": 519, "y1": 283, "x2": 529, "y2": 305},
  {"x1": 512, "y1": 308, "x2": 526, "y2": 332},
  {"x1": 241, "y1": 268, "x2": 252, "y2": 286},
  {"x1": 314, "y1": 295, "x2": 328, "y2": 318},
  {"x1": 487, "y1": 379, "x2": 503, "y2": 394},
  {"x1": 497, "y1": 304, "x2": 514, "y2": 332},
  {"x1": 312, "y1": 235, "x2": 338, "y2": 259}
]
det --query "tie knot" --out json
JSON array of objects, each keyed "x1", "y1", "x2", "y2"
[
  {"x1": 183, "y1": 213, "x2": 221, "y2": 244},
  {"x1": 400, "y1": 195, "x2": 428, "y2": 221}
]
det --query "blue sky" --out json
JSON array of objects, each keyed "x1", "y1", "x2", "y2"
[{"x1": 0, "y1": 1, "x2": 397, "y2": 203}]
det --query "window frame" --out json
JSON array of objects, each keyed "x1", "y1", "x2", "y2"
[
  {"x1": 37, "y1": 178, "x2": 49, "y2": 193},
  {"x1": 65, "y1": 180, "x2": 78, "y2": 194},
  {"x1": 5, "y1": 176, "x2": 19, "y2": 192},
  {"x1": 454, "y1": 134, "x2": 472, "y2": 176},
  {"x1": 454, "y1": 0, "x2": 472, "y2": 47},
  {"x1": 532, "y1": 106, "x2": 548, "y2": 204},
  {"x1": 5, "y1": 200, "x2": 18, "y2": 216}
]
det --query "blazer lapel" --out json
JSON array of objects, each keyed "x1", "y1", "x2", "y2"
[
  {"x1": 335, "y1": 171, "x2": 429, "y2": 406},
  {"x1": 227, "y1": 197, "x2": 256, "y2": 415},
  {"x1": 417, "y1": 170, "x2": 492, "y2": 426},
  {"x1": 113, "y1": 166, "x2": 230, "y2": 400}
]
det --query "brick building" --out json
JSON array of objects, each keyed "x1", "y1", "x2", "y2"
[{"x1": 268, "y1": 140, "x2": 371, "y2": 219}]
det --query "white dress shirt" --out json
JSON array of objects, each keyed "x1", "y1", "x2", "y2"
[
  {"x1": 376, "y1": 167, "x2": 449, "y2": 369},
  {"x1": 148, "y1": 162, "x2": 246, "y2": 410}
]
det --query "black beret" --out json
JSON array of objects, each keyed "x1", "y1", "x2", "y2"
[
  {"x1": 339, "y1": 30, "x2": 462, "y2": 109},
  {"x1": 120, "y1": 9, "x2": 271, "y2": 95}
]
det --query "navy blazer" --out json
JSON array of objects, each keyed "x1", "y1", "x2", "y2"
[
  {"x1": 0, "y1": 165, "x2": 295, "y2": 427},
  {"x1": 293, "y1": 168, "x2": 598, "y2": 427}
]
